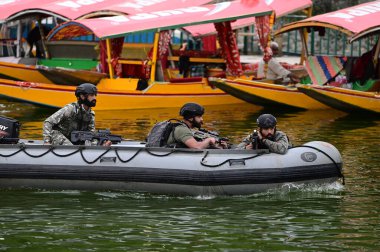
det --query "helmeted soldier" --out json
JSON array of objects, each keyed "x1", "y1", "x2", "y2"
[
  {"x1": 43, "y1": 83, "x2": 110, "y2": 146},
  {"x1": 236, "y1": 113, "x2": 290, "y2": 154},
  {"x1": 166, "y1": 102, "x2": 227, "y2": 149}
]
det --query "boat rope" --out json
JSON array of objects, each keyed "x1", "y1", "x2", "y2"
[
  {"x1": 0, "y1": 147, "x2": 24, "y2": 157},
  {"x1": 290, "y1": 145, "x2": 345, "y2": 185},
  {"x1": 145, "y1": 148, "x2": 178, "y2": 157},
  {"x1": 200, "y1": 150, "x2": 263, "y2": 168},
  {"x1": 79, "y1": 147, "x2": 112, "y2": 164},
  {"x1": 0, "y1": 145, "x2": 202, "y2": 165},
  {"x1": 50, "y1": 147, "x2": 81, "y2": 157},
  {"x1": 115, "y1": 148, "x2": 142, "y2": 163}
]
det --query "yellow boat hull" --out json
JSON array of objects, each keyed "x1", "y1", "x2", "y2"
[
  {"x1": 0, "y1": 78, "x2": 243, "y2": 110},
  {"x1": 211, "y1": 78, "x2": 329, "y2": 110},
  {"x1": 0, "y1": 61, "x2": 52, "y2": 83},
  {"x1": 0, "y1": 61, "x2": 106, "y2": 85},
  {"x1": 297, "y1": 85, "x2": 380, "y2": 114}
]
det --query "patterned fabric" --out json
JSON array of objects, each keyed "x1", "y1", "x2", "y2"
[
  {"x1": 214, "y1": 21, "x2": 242, "y2": 76},
  {"x1": 158, "y1": 30, "x2": 172, "y2": 59},
  {"x1": 99, "y1": 37, "x2": 124, "y2": 77},
  {"x1": 255, "y1": 14, "x2": 275, "y2": 77},
  {"x1": 255, "y1": 15, "x2": 272, "y2": 61},
  {"x1": 305, "y1": 56, "x2": 347, "y2": 86},
  {"x1": 157, "y1": 30, "x2": 172, "y2": 71},
  {"x1": 43, "y1": 102, "x2": 95, "y2": 145},
  {"x1": 48, "y1": 23, "x2": 92, "y2": 41}
]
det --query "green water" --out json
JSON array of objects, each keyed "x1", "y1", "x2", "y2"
[{"x1": 0, "y1": 100, "x2": 379, "y2": 251}]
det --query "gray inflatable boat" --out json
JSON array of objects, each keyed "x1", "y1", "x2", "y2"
[{"x1": 0, "y1": 140, "x2": 343, "y2": 196}]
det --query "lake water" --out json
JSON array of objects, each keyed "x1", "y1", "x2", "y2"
[{"x1": 0, "y1": 99, "x2": 379, "y2": 251}]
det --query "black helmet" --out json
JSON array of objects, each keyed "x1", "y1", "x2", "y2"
[
  {"x1": 75, "y1": 83, "x2": 97, "y2": 97},
  {"x1": 257, "y1": 114, "x2": 277, "y2": 128},
  {"x1": 179, "y1": 102, "x2": 205, "y2": 119}
]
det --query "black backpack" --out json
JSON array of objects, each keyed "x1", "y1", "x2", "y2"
[{"x1": 146, "y1": 119, "x2": 182, "y2": 147}]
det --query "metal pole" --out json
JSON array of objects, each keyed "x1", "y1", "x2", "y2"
[
  {"x1": 106, "y1": 38, "x2": 114, "y2": 79},
  {"x1": 300, "y1": 29, "x2": 309, "y2": 65},
  {"x1": 150, "y1": 32, "x2": 160, "y2": 82},
  {"x1": 37, "y1": 18, "x2": 50, "y2": 59},
  {"x1": 16, "y1": 20, "x2": 22, "y2": 57}
]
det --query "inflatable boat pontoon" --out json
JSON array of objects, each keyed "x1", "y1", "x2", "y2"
[{"x1": 0, "y1": 139, "x2": 344, "y2": 196}]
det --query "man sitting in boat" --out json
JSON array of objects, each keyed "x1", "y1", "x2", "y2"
[
  {"x1": 257, "y1": 42, "x2": 300, "y2": 84},
  {"x1": 236, "y1": 114, "x2": 290, "y2": 154},
  {"x1": 166, "y1": 103, "x2": 227, "y2": 149},
  {"x1": 42, "y1": 83, "x2": 111, "y2": 146}
]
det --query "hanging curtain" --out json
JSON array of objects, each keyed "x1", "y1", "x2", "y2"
[
  {"x1": 99, "y1": 37, "x2": 124, "y2": 77},
  {"x1": 201, "y1": 35, "x2": 217, "y2": 53},
  {"x1": 214, "y1": 21, "x2": 242, "y2": 76},
  {"x1": 157, "y1": 30, "x2": 172, "y2": 69},
  {"x1": 255, "y1": 15, "x2": 272, "y2": 63}
]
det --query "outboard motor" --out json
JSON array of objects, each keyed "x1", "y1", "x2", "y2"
[{"x1": 0, "y1": 116, "x2": 20, "y2": 144}]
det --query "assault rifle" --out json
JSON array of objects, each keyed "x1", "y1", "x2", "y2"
[
  {"x1": 193, "y1": 128, "x2": 229, "y2": 144},
  {"x1": 71, "y1": 129, "x2": 122, "y2": 145}
]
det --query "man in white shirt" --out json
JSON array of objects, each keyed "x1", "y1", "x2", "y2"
[{"x1": 257, "y1": 42, "x2": 300, "y2": 83}]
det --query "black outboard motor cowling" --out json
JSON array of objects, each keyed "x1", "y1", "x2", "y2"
[{"x1": 0, "y1": 116, "x2": 20, "y2": 144}]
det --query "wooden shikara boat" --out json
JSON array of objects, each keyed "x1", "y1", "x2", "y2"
[
  {"x1": 0, "y1": 0, "x2": 318, "y2": 110},
  {"x1": 275, "y1": 0, "x2": 380, "y2": 114},
  {"x1": 196, "y1": 0, "x2": 325, "y2": 110},
  {"x1": 210, "y1": 77, "x2": 328, "y2": 110},
  {"x1": 0, "y1": 0, "x2": 211, "y2": 85},
  {"x1": 297, "y1": 85, "x2": 380, "y2": 114},
  {"x1": 0, "y1": 1, "x2": 279, "y2": 110}
]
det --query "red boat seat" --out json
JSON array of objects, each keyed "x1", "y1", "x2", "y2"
[{"x1": 169, "y1": 77, "x2": 203, "y2": 83}]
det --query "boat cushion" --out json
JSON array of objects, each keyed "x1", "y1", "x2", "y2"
[
  {"x1": 169, "y1": 77, "x2": 203, "y2": 83},
  {"x1": 305, "y1": 56, "x2": 347, "y2": 86}
]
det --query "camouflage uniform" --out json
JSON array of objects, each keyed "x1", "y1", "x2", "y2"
[
  {"x1": 43, "y1": 102, "x2": 95, "y2": 145},
  {"x1": 236, "y1": 130, "x2": 290, "y2": 154}
]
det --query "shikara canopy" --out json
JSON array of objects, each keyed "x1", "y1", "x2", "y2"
[
  {"x1": 350, "y1": 26, "x2": 380, "y2": 42},
  {"x1": 0, "y1": 0, "x2": 212, "y2": 22},
  {"x1": 276, "y1": 0, "x2": 380, "y2": 39},
  {"x1": 184, "y1": 0, "x2": 312, "y2": 37},
  {"x1": 47, "y1": 1, "x2": 273, "y2": 40}
]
